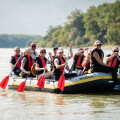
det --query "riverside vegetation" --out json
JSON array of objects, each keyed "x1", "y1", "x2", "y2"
[{"x1": 0, "y1": 0, "x2": 120, "y2": 48}]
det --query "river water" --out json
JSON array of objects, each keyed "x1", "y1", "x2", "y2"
[{"x1": 0, "y1": 48, "x2": 120, "y2": 120}]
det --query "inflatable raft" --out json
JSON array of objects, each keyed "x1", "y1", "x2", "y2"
[{"x1": 8, "y1": 72, "x2": 120, "y2": 94}]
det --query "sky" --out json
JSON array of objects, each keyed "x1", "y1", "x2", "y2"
[{"x1": 0, "y1": 0, "x2": 116, "y2": 36}]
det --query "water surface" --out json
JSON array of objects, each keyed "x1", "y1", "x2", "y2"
[{"x1": 0, "y1": 48, "x2": 120, "y2": 120}]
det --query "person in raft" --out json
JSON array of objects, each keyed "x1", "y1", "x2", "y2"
[
  {"x1": 91, "y1": 40, "x2": 120, "y2": 90},
  {"x1": 49, "y1": 47, "x2": 58, "y2": 71},
  {"x1": 30, "y1": 43, "x2": 38, "y2": 61},
  {"x1": 53, "y1": 45, "x2": 77, "y2": 81},
  {"x1": 35, "y1": 48, "x2": 53, "y2": 79},
  {"x1": 106, "y1": 46, "x2": 120, "y2": 72},
  {"x1": 70, "y1": 47, "x2": 89, "y2": 72},
  {"x1": 10, "y1": 46, "x2": 22, "y2": 76},
  {"x1": 21, "y1": 48, "x2": 35, "y2": 78},
  {"x1": 82, "y1": 50, "x2": 91, "y2": 74}
]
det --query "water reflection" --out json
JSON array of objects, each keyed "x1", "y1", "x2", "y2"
[
  {"x1": 0, "y1": 48, "x2": 120, "y2": 119},
  {"x1": 13, "y1": 92, "x2": 66, "y2": 106}
]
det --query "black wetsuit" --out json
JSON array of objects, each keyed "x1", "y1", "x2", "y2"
[{"x1": 91, "y1": 48, "x2": 120, "y2": 85}]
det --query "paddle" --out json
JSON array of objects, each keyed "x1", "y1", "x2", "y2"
[
  {"x1": 117, "y1": 56, "x2": 120, "y2": 61},
  {"x1": 58, "y1": 47, "x2": 70, "y2": 91},
  {"x1": 37, "y1": 56, "x2": 49, "y2": 88},
  {"x1": 0, "y1": 55, "x2": 22, "y2": 89},
  {"x1": 17, "y1": 75, "x2": 29, "y2": 92}
]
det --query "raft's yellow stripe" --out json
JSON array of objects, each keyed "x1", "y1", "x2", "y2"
[{"x1": 8, "y1": 75, "x2": 116, "y2": 89}]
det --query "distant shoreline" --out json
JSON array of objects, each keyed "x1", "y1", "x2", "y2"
[{"x1": 0, "y1": 45, "x2": 119, "y2": 49}]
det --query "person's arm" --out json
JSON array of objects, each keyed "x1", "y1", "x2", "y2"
[
  {"x1": 21, "y1": 63, "x2": 30, "y2": 75},
  {"x1": 48, "y1": 52, "x2": 53, "y2": 64},
  {"x1": 54, "y1": 60, "x2": 65, "y2": 69},
  {"x1": 10, "y1": 63, "x2": 16, "y2": 68},
  {"x1": 106, "y1": 53, "x2": 118, "y2": 61},
  {"x1": 65, "y1": 63, "x2": 69, "y2": 71},
  {"x1": 35, "y1": 63, "x2": 46, "y2": 71},
  {"x1": 10, "y1": 56, "x2": 16, "y2": 68},
  {"x1": 21, "y1": 57, "x2": 31, "y2": 74},
  {"x1": 82, "y1": 57, "x2": 89, "y2": 67},
  {"x1": 76, "y1": 47, "x2": 89, "y2": 56},
  {"x1": 68, "y1": 45, "x2": 73, "y2": 60},
  {"x1": 93, "y1": 52, "x2": 106, "y2": 66}
]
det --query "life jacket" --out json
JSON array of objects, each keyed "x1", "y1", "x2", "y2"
[
  {"x1": 76, "y1": 55, "x2": 85, "y2": 70},
  {"x1": 108, "y1": 55, "x2": 118, "y2": 68},
  {"x1": 54, "y1": 56, "x2": 65, "y2": 75},
  {"x1": 91, "y1": 48, "x2": 104, "y2": 67},
  {"x1": 14, "y1": 55, "x2": 22, "y2": 69},
  {"x1": 24, "y1": 55, "x2": 33, "y2": 71},
  {"x1": 38, "y1": 56, "x2": 46, "y2": 68},
  {"x1": 35, "y1": 56, "x2": 47, "y2": 75}
]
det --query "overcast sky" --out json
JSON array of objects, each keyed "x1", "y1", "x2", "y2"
[{"x1": 0, "y1": 0, "x2": 116, "y2": 36}]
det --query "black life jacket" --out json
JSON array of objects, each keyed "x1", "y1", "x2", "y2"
[
  {"x1": 23, "y1": 55, "x2": 33, "y2": 71},
  {"x1": 71, "y1": 55, "x2": 85, "y2": 70},
  {"x1": 91, "y1": 48, "x2": 104, "y2": 68},
  {"x1": 35, "y1": 56, "x2": 47, "y2": 75},
  {"x1": 53, "y1": 56, "x2": 65, "y2": 75}
]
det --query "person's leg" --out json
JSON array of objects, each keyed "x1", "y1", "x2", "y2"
[
  {"x1": 13, "y1": 69, "x2": 21, "y2": 76},
  {"x1": 54, "y1": 74, "x2": 61, "y2": 81},
  {"x1": 65, "y1": 73, "x2": 77, "y2": 79},
  {"x1": 44, "y1": 71, "x2": 53, "y2": 79},
  {"x1": 37, "y1": 74, "x2": 43, "y2": 79},
  {"x1": 94, "y1": 66, "x2": 119, "y2": 85},
  {"x1": 29, "y1": 73, "x2": 36, "y2": 78},
  {"x1": 21, "y1": 73, "x2": 28, "y2": 78}
]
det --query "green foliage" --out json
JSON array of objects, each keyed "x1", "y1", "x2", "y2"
[
  {"x1": 37, "y1": 1, "x2": 120, "y2": 47},
  {"x1": 1, "y1": 1, "x2": 119, "y2": 48},
  {"x1": 0, "y1": 34, "x2": 42, "y2": 48}
]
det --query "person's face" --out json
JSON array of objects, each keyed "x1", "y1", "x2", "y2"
[
  {"x1": 27, "y1": 52, "x2": 32, "y2": 56},
  {"x1": 58, "y1": 52, "x2": 64, "y2": 57},
  {"x1": 31, "y1": 46, "x2": 36, "y2": 51},
  {"x1": 40, "y1": 51, "x2": 46, "y2": 57},
  {"x1": 113, "y1": 49, "x2": 119, "y2": 55},
  {"x1": 96, "y1": 44, "x2": 101, "y2": 49},
  {"x1": 78, "y1": 50, "x2": 84, "y2": 56},
  {"x1": 14, "y1": 49, "x2": 20, "y2": 55},
  {"x1": 53, "y1": 49, "x2": 57, "y2": 55}
]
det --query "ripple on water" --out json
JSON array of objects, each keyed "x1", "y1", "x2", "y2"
[{"x1": 0, "y1": 48, "x2": 120, "y2": 120}]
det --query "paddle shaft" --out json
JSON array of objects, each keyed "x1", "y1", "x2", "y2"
[
  {"x1": 63, "y1": 47, "x2": 70, "y2": 74},
  {"x1": 39, "y1": 56, "x2": 50, "y2": 86},
  {"x1": 9, "y1": 55, "x2": 22, "y2": 76},
  {"x1": 43, "y1": 56, "x2": 50, "y2": 75},
  {"x1": 60, "y1": 47, "x2": 71, "y2": 90},
  {"x1": 117, "y1": 56, "x2": 120, "y2": 61}
]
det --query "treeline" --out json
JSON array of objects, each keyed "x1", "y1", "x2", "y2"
[
  {"x1": 0, "y1": 34, "x2": 42, "y2": 48},
  {"x1": 37, "y1": 0, "x2": 120, "y2": 47}
]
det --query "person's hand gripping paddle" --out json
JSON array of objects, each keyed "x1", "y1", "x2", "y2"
[
  {"x1": 0, "y1": 55, "x2": 22, "y2": 89},
  {"x1": 37, "y1": 56, "x2": 49, "y2": 88},
  {"x1": 58, "y1": 47, "x2": 70, "y2": 91}
]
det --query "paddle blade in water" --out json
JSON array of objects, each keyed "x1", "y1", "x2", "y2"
[
  {"x1": 0, "y1": 76, "x2": 9, "y2": 89},
  {"x1": 37, "y1": 75, "x2": 45, "y2": 88},
  {"x1": 17, "y1": 81, "x2": 26, "y2": 92},
  {"x1": 58, "y1": 74, "x2": 65, "y2": 91}
]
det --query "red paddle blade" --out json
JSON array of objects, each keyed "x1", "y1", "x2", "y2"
[
  {"x1": 58, "y1": 74, "x2": 65, "y2": 91},
  {"x1": 17, "y1": 81, "x2": 26, "y2": 92},
  {"x1": 0, "y1": 76, "x2": 9, "y2": 89},
  {"x1": 37, "y1": 76, "x2": 45, "y2": 88}
]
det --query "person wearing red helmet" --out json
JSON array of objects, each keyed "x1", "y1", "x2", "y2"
[{"x1": 30, "y1": 43, "x2": 38, "y2": 61}]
